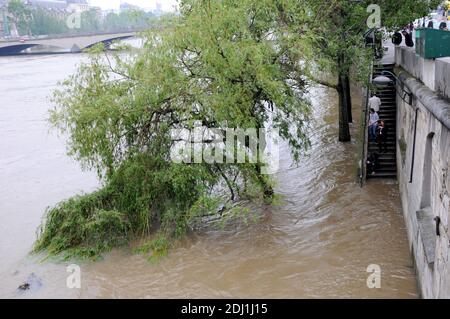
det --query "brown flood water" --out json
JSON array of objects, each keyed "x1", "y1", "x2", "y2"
[{"x1": 0, "y1": 54, "x2": 417, "y2": 298}]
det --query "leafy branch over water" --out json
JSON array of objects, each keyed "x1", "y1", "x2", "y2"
[{"x1": 33, "y1": 0, "x2": 314, "y2": 260}]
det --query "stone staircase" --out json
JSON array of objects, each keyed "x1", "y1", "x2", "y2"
[{"x1": 367, "y1": 63, "x2": 397, "y2": 179}]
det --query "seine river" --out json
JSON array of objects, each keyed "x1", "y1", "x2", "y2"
[{"x1": 0, "y1": 50, "x2": 417, "y2": 298}]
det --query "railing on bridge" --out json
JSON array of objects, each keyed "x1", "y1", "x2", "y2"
[{"x1": 0, "y1": 29, "x2": 146, "y2": 43}]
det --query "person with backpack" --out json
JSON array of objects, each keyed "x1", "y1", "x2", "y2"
[{"x1": 376, "y1": 120, "x2": 389, "y2": 153}]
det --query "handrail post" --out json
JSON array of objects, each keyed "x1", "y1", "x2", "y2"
[{"x1": 359, "y1": 62, "x2": 373, "y2": 187}]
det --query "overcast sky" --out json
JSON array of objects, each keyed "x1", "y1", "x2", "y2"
[{"x1": 88, "y1": 0, "x2": 179, "y2": 12}]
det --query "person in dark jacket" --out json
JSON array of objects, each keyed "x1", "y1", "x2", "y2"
[
  {"x1": 367, "y1": 152, "x2": 380, "y2": 175},
  {"x1": 402, "y1": 30, "x2": 414, "y2": 47},
  {"x1": 376, "y1": 120, "x2": 389, "y2": 153}
]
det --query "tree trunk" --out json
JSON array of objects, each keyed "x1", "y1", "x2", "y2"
[
  {"x1": 344, "y1": 75, "x2": 353, "y2": 123},
  {"x1": 256, "y1": 127, "x2": 274, "y2": 199},
  {"x1": 337, "y1": 72, "x2": 351, "y2": 142}
]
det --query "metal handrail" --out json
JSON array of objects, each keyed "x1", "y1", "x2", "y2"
[{"x1": 359, "y1": 62, "x2": 374, "y2": 187}]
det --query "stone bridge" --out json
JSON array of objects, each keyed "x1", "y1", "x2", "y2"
[{"x1": 0, "y1": 31, "x2": 138, "y2": 56}]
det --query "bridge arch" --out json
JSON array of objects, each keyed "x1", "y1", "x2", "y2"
[
  {"x1": 83, "y1": 35, "x2": 135, "y2": 50},
  {"x1": 0, "y1": 44, "x2": 40, "y2": 56}
]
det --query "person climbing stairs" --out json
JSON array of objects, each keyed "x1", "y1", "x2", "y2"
[{"x1": 367, "y1": 63, "x2": 397, "y2": 179}]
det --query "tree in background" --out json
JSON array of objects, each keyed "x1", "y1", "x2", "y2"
[
  {"x1": 304, "y1": 0, "x2": 440, "y2": 142},
  {"x1": 7, "y1": 5, "x2": 159, "y2": 37},
  {"x1": 28, "y1": 7, "x2": 68, "y2": 35},
  {"x1": 103, "y1": 10, "x2": 156, "y2": 32},
  {"x1": 7, "y1": 0, "x2": 31, "y2": 36},
  {"x1": 104, "y1": 11, "x2": 122, "y2": 31},
  {"x1": 79, "y1": 8, "x2": 101, "y2": 32}
]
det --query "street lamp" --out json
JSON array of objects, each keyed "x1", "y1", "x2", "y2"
[
  {"x1": 372, "y1": 70, "x2": 413, "y2": 105},
  {"x1": 372, "y1": 75, "x2": 392, "y2": 88}
]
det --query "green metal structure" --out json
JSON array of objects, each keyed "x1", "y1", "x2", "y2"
[{"x1": 416, "y1": 28, "x2": 450, "y2": 59}]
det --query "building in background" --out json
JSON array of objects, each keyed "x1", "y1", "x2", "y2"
[
  {"x1": 26, "y1": 0, "x2": 67, "y2": 10},
  {"x1": 25, "y1": 0, "x2": 68, "y2": 20},
  {"x1": 154, "y1": 2, "x2": 162, "y2": 16},
  {"x1": 0, "y1": 0, "x2": 10, "y2": 37},
  {"x1": 119, "y1": 2, "x2": 141, "y2": 12}
]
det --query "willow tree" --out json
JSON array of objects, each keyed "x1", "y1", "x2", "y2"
[
  {"x1": 7, "y1": 0, "x2": 32, "y2": 36},
  {"x1": 34, "y1": 0, "x2": 312, "y2": 259},
  {"x1": 303, "y1": 0, "x2": 439, "y2": 142}
]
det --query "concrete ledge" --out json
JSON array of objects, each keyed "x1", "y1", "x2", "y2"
[
  {"x1": 395, "y1": 46, "x2": 435, "y2": 90},
  {"x1": 436, "y1": 58, "x2": 450, "y2": 99},
  {"x1": 396, "y1": 47, "x2": 423, "y2": 78},
  {"x1": 395, "y1": 46, "x2": 450, "y2": 99},
  {"x1": 416, "y1": 208, "x2": 436, "y2": 265},
  {"x1": 398, "y1": 71, "x2": 450, "y2": 130}
]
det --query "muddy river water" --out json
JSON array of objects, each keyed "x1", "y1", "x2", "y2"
[{"x1": 0, "y1": 53, "x2": 417, "y2": 298}]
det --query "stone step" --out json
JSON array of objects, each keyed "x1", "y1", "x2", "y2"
[
  {"x1": 379, "y1": 116, "x2": 396, "y2": 119},
  {"x1": 379, "y1": 161, "x2": 397, "y2": 167},
  {"x1": 373, "y1": 69, "x2": 396, "y2": 73},
  {"x1": 379, "y1": 161, "x2": 397, "y2": 166},
  {"x1": 378, "y1": 141, "x2": 396, "y2": 145},
  {"x1": 376, "y1": 168, "x2": 397, "y2": 173},
  {"x1": 378, "y1": 100, "x2": 396, "y2": 104},
  {"x1": 377, "y1": 95, "x2": 396, "y2": 99},
  {"x1": 368, "y1": 131, "x2": 396, "y2": 136},
  {"x1": 369, "y1": 140, "x2": 396, "y2": 144},
  {"x1": 368, "y1": 172, "x2": 397, "y2": 178},
  {"x1": 378, "y1": 113, "x2": 396, "y2": 117},
  {"x1": 379, "y1": 120, "x2": 396, "y2": 124},
  {"x1": 378, "y1": 113, "x2": 396, "y2": 116},
  {"x1": 376, "y1": 90, "x2": 396, "y2": 94},
  {"x1": 368, "y1": 148, "x2": 396, "y2": 153},
  {"x1": 368, "y1": 138, "x2": 396, "y2": 144},
  {"x1": 373, "y1": 70, "x2": 396, "y2": 74},
  {"x1": 374, "y1": 63, "x2": 395, "y2": 68},
  {"x1": 368, "y1": 148, "x2": 395, "y2": 154},
  {"x1": 368, "y1": 150, "x2": 396, "y2": 155},
  {"x1": 368, "y1": 130, "x2": 396, "y2": 136},
  {"x1": 378, "y1": 153, "x2": 396, "y2": 158}
]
